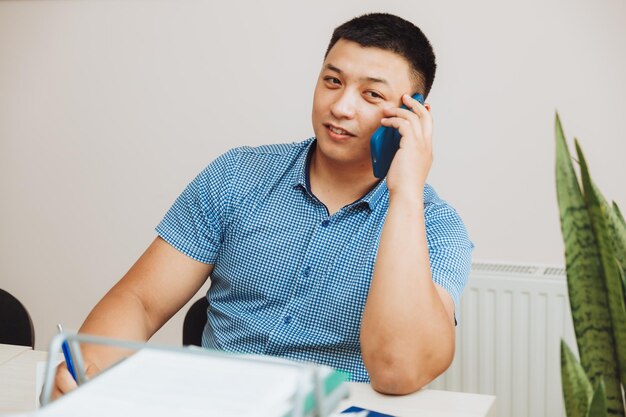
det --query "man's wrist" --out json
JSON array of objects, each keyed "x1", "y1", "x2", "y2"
[{"x1": 388, "y1": 187, "x2": 425, "y2": 211}]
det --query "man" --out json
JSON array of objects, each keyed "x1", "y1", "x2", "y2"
[{"x1": 54, "y1": 12, "x2": 472, "y2": 397}]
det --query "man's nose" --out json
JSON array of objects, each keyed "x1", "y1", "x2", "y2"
[{"x1": 330, "y1": 90, "x2": 357, "y2": 120}]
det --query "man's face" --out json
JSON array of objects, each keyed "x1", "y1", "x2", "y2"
[{"x1": 312, "y1": 39, "x2": 415, "y2": 170}]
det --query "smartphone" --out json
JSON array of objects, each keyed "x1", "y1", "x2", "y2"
[{"x1": 370, "y1": 93, "x2": 425, "y2": 179}]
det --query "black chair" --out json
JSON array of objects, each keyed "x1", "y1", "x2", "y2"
[
  {"x1": 182, "y1": 296, "x2": 209, "y2": 347},
  {"x1": 0, "y1": 289, "x2": 35, "y2": 348}
]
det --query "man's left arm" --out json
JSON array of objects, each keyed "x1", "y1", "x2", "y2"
[{"x1": 360, "y1": 94, "x2": 458, "y2": 395}]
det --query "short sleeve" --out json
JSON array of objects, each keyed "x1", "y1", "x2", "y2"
[
  {"x1": 424, "y1": 200, "x2": 474, "y2": 322},
  {"x1": 155, "y1": 149, "x2": 238, "y2": 264}
]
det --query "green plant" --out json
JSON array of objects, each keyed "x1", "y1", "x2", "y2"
[{"x1": 555, "y1": 113, "x2": 626, "y2": 417}]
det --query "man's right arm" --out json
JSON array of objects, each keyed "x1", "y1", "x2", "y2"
[{"x1": 52, "y1": 236, "x2": 214, "y2": 399}]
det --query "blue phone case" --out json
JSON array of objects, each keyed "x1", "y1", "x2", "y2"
[{"x1": 370, "y1": 93, "x2": 425, "y2": 179}]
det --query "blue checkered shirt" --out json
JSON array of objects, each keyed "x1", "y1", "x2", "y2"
[{"x1": 156, "y1": 138, "x2": 473, "y2": 382}]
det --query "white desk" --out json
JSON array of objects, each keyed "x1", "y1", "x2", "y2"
[
  {"x1": 0, "y1": 344, "x2": 30, "y2": 366},
  {"x1": 0, "y1": 346, "x2": 495, "y2": 417},
  {"x1": 337, "y1": 384, "x2": 495, "y2": 417},
  {"x1": 0, "y1": 347, "x2": 48, "y2": 415}
]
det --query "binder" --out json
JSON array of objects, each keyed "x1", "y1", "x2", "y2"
[{"x1": 40, "y1": 332, "x2": 349, "y2": 417}]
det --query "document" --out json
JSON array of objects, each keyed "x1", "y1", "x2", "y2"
[{"x1": 33, "y1": 348, "x2": 341, "y2": 417}]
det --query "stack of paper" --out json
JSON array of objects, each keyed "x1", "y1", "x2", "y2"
[{"x1": 34, "y1": 348, "x2": 347, "y2": 417}]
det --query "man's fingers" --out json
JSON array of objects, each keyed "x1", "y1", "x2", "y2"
[
  {"x1": 380, "y1": 117, "x2": 422, "y2": 144},
  {"x1": 85, "y1": 362, "x2": 100, "y2": 379},
  {"x1": 417, "y1": 103, "x2": 434, "y2": 142},
  {"x1": 52, "y1": 364, "x2": 78, "y2": 400},
  {"x1": 383, "y1": 97, "x2": 433, "y2": 138},
  {"x1": 382, "y1": 106, "x2": 421, "y2": 121},
  {"x1": 382, "y1": 96, "x2": 433, "y2": 144},
  {"x1": 401, "y1": 93, "x2": 428, "y2": 116},
  {"x1": 49, "y1": 361, "x2": 100, "y2": 402},
  {"x1": 380, "y1": 116, "x2": 411, "y2": 129},
  {"x1": 50, "y1": 386, "x2": 64, "y2": 402}
]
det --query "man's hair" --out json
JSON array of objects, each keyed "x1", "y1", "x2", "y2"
[{"x1": 324, "y1": 13, "x2": 437, "y2": 98}]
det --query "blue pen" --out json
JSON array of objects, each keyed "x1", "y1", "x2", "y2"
[{"x1": 57, "y1": 324, "x2": 77, "y2": 382}]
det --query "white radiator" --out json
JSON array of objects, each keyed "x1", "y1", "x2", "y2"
[{"x1": 429, "y1": 262, "x2": 577, "y2": 417}]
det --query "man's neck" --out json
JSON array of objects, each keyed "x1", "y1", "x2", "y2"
[{"x1": 308, "y1": 148, "x2": 380, "y2": 215}]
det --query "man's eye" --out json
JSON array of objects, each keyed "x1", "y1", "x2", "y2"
[
  {"x1": 323, "y1": 76, "x2": 341, "y2": 85},
  {"x1": 365, "y1": 91, "x2": 383, "y2": 99}
]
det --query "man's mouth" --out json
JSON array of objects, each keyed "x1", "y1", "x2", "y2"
[{"x1": 325, "y1": 123, "x2": 355, "y2": 137}]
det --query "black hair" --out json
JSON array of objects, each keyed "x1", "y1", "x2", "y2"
[{"x1": 324, "y1": 13, "x2": 437, "y2": 98}]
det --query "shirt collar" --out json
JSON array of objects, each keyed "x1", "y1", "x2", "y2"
[
  {"x1": 358, "y1": 178, "x2": 387, "y2": 211},
  {"x1": 291, "y1": 137, "x2": 388, "y2": 211},
  {"x1": 291, "y1": 138, "x2": 315, "y2": 191}
]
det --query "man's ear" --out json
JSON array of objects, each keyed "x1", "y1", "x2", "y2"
[{"x1": 424, "y1": 103, "x2": 431, "y2": 112}]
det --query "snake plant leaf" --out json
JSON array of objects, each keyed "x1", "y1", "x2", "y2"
[
  {"x1": 555, "y1": 115, "x2": 623, "y2": 417},
  {"x1": 586, "y1": 379, "x2": 608, "y2": 417},
  {"x1": 590, "y1": 185, "x2": 626, "y2": 293},
  {"x1": 613, "y1": 202, "x2": 626, "y2": 229},
  {"x1": 619, "y1": 263, "x2": 626, "y2": 341},
  {"x1": 556, "y1": 116, "x2": 615, "y2": 380},
  {"x1": 619, "y1": 265, "x2": 626, "y2": 304},
  {"x1": 609, "y1": 202, "x2": 626, "y2": 291},
  {"x1": 561, "y1": 340, "x2": 593, "y2": 417},
  {"x1": 577, "y1": 140, "x2": 626, "y2": 396}
]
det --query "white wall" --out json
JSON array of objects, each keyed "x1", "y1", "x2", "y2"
[{"x1": 1, "y1": 0, "x2": 625, "y2": 350}]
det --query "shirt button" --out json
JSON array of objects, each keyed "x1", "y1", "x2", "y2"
[
  {"x1": 283, "y1": 315, "x2": 292, "y2": 324},
  {"x1": 303, "y1": 266, "x2": 311, "y2": 276},
  {"x1": 321, "y1": 220, "x2": 330, "y2": 227}
]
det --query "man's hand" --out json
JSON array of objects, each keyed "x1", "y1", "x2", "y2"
[
  {"x1": 380, "y1": 93, "x2": 433, "y2": 198},
  {"x1": 50, "y1": 360, "x2": 100, "y2": 401}
]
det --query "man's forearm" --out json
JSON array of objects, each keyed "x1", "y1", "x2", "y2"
[
  {"x1": 361, "y1": 194, "x2": 455, "y2": 394},
  {"x1": 78, "y1": 286, "x2": 157, "y2": 370}
]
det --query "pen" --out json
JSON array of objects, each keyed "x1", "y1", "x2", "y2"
[{"x1": 57, "y1": 324, "x2": 77, "y2": 382}]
